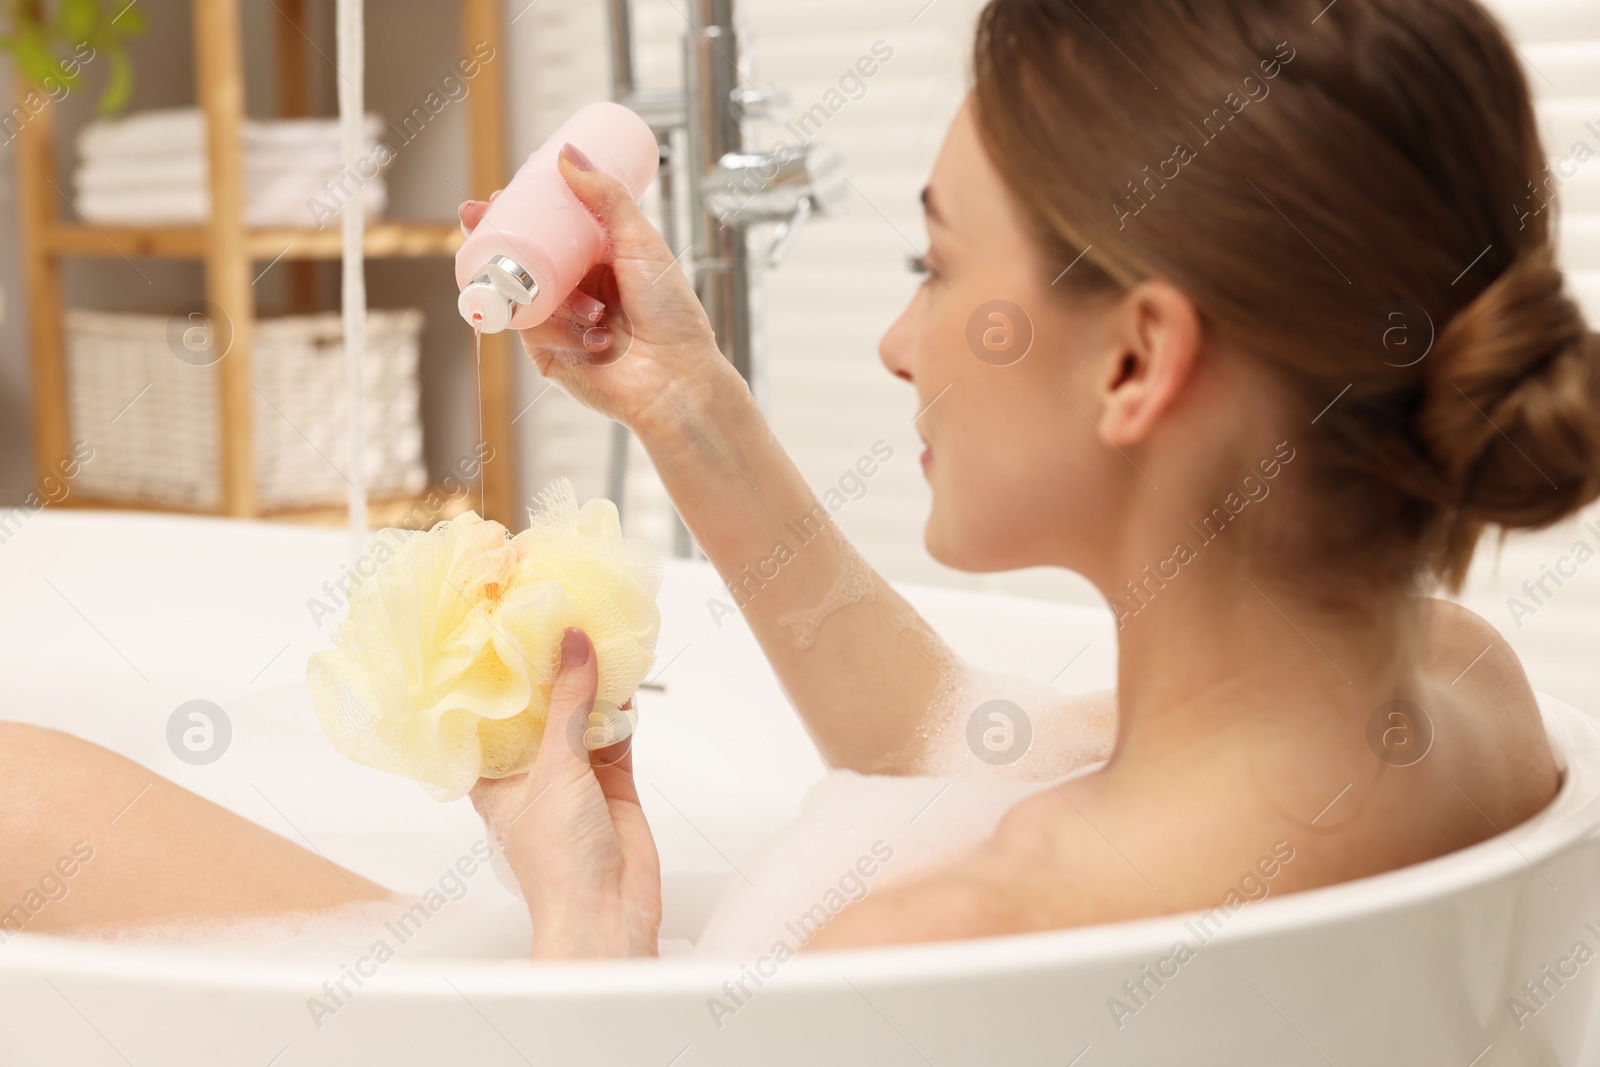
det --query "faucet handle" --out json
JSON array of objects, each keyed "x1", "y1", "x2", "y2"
[
  {"x1": 765, "y1": 196, "x2": 815, "y2": 268},
  {"x1": 731, "y1": 84, "x2": 790, "y2": 122},
  {"x1": 702, "y1": 141, "x2": 848, "y2": 225}
]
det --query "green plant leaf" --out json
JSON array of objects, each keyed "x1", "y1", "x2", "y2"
[
  {"x1": 108, "y1": 2, "x2": 145, "y2": 36},
  {"x1": 10, "y1": 32, "x2": 59, "y2": 88},
  {"x1": 58, "y1": 0, "x2": 98, "y2": 42},
  {"x1": 95, "y1": 43, "x2": 131, "y2": 114},
  {"x1": 1, "y1": 0, "x2": 146, "y2": 112}
]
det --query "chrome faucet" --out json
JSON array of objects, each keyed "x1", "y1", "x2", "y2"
[{"x1": 602, "y1": 0, "x2": 848, "y2": 554}]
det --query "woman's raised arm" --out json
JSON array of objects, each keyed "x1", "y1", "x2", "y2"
[{"x1": 460, "y1": 144, "x2": 949, "y2": 773}]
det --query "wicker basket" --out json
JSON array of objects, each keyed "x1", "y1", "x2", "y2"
[{"x1": 65, "y1": 308, "x2": 428, "y2": 512}]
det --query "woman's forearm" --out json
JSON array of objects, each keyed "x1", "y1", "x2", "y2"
[{"x1": 636, "y1": 357, "x2": 949, "y2": 773}]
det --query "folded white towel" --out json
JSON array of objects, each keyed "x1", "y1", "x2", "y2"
[
  {"x1": 77, "y1": 182, "x2": 386, "y2": 227},
  {"x1": 77, "y1": 107, "x2": 384, "y2": 161},
  {"x1": 73, "y1": 107, "x2": 391, "y2": 227},
  {"x1": 72, "y1": 147, "x2": 374, "y2": 193}
]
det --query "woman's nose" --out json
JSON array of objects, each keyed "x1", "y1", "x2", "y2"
[{"x1": 878, "y1": 298, "x2": 917, "y2": 384}]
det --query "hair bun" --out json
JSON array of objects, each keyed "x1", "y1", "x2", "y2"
[{"x1": 1417, "y1": 254, "x2": 1600, "y2": 535}]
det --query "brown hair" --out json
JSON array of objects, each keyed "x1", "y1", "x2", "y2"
[{"x1": 972, "y1": 0, "x2": 1600, "y2": 591}]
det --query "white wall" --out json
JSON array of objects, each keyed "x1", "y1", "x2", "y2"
[{"x1": 2, "y1": 0, "x2": 1599, "y2": 701}]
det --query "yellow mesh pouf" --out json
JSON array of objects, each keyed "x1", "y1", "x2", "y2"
[{"x1": 307, "y1": 478, "x2": 663, "y2": 800}]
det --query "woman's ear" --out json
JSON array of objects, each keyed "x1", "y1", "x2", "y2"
[{"x1": 1095, "y1": 280, "x2": 1203, "y2": 447}]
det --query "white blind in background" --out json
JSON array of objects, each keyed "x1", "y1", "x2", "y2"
[
  {"x1": 508, "y1": 1, "x2": 1600, "y2": 712},
  {"x1": 1489, "y1": 0, "x2": 1600, "y2": 317}
]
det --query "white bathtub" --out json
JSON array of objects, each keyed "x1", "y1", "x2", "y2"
[{"x1": 2, "y1": 510, "x2": 1599, "y2": 1066}]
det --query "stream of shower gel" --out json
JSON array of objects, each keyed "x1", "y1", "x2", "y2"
[{"x1": 473, "y1": 322, "x2": 486, "y2": 516}]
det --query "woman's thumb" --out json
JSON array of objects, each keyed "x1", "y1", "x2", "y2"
[
  {"x1": 557, "y1": 143, "x2": 670, "y2": 265},
  {"x1": 537, "y1": 627, "x2": 601, "y2": 775}
]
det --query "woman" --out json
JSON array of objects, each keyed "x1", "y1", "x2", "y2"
[
  {"x1": 2, "y1": 0, "x2": 1593, "y2": 952},
  {"x1": 466, "y1": 0, "x2": 1597, "y2": 957}
]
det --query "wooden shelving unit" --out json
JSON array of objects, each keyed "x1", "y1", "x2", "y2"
[
  {"x1": 14, "y1": 0, "x2": 518, "y2": 529},
  {"x1": 57, "y1": 487, "x2": 472, "y2": 528},
  {"x1": 39, "y1": 221, "x2": 464, "y2": 260}
]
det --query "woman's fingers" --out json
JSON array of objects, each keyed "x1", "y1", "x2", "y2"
[
  {"x1": 591, "y1": 738, "x2": 641, "y2": 807},
  {"x1": 516, "y1": 314, "x2": 613, "y2": 358},
  {"x1": 468, "y1": 772, "x2": 518, "y2": 827},
  {"x1": 467, "y1": 769, "x2": 542, "y2": 851},
  {"x1": 455, "y1": 199, "x2": 609, "y2": 341},
  {"x1": 535, "y1": 628, "x2": 602, "y2": 779},
  {"x1": 556, "y1": 144, "x2": 677, "y2": 273},
  {"x1": 456, "y1": 190, "x2": 503, "y2": 235},
  {"x1": 568, "y1": 290, "x2": 607, "y2": 324}
]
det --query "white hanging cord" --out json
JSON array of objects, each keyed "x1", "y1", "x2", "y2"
[{"x1": 336, "y1": 0, "x2": 369, "y2": 562}]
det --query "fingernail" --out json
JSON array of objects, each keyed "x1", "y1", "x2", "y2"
[
  {"x1": 571, "y1": 293, "x2": 606, "y2": 322},
  {"x1": 559, "y1": 142, "x2": 594, "y2": 172},
  {"x1": 561, "y1": 627, "x2": 591, "y2": 667},
  {"x1": 582, "y1": 326, "x2": 611, "y2": 348}
]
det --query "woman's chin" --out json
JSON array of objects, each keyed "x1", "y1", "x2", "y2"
[
  {"x1": 925, "y1": 512, "x2": 1050, "y2": 574},
  {"x1": 923, "y1": 516, "x2": 989, "y2": 572}
]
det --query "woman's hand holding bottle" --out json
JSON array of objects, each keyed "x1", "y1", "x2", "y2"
[{"x1": 457, "y1": 143, "x2": 746, "y2": 455}]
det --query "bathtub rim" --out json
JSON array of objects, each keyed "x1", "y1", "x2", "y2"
[{"x1": 4, "y1": 693, "x2": 1596, "y2": 1002}]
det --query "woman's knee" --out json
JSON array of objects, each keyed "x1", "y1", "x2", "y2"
[
  {"x1": 0, "y1": 719, "x2": 118, "y2": 786},
  {"x1": 0, "y1": 722, "x2": 141, "y2": 845}
]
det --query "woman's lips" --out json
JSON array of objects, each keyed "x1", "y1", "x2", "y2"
[{"x1": 920, "y1": 443, "x2": 932, "y2": 473}]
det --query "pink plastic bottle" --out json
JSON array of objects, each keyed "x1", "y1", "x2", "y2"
[{"x1": 456, "y1": 101, "x2": 659, "y2": 334}]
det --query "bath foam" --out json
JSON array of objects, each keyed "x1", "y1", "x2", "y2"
[
  {"x1": 307, "y1": 478, "x2": 663, "y2": 801},
  {"x1": 62, "y1": 899, "x2": 410, "y2": 961},
  {"x1": 775, "y1": 529, "x2": 878, "y2": 650},
  {"x1": 765, "y1": 531, "x2": 1111, "y2": 779},
  {"x1": 842, "y1": 580, "x2": 1112, "y2": 779},
  {"x1": 908, "y1": 662, "x2": 1117, "y2": 781},
  {"x1": 696, "y1": 667, "x2": 1116, "y2": 961},
  {"x1": 57, "y1": 891, "x2": 536, "y2": 964},
  {"x1": 693, "y1": 769, "x2": 1088, "y2": 962}
]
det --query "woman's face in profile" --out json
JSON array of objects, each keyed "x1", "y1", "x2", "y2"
[{"x1": 880, "y1": 97, "x2": 1121, "y2": 576}]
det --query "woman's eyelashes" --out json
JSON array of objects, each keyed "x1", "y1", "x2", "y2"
[{"x1": 907, "y1": 251, "x2": 938, "y2": 284}]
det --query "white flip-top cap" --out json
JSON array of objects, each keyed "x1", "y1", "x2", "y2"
[
  {"x1": 458, "y1": 255, "x2": 540, "y2": 334},
  {"x1": 458, "y1": 279, "x2": 514, "y2": 334}
]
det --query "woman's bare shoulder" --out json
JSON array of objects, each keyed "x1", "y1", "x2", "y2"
[
  {"x1": 1415, "y1": 598, "x2": 1560, "y2": 817},
  {"x1": 1416, "y1": 598, "x2": 1551, "y2": 760},
  {"x1": 805, "y1": 602, "x2": 1563, "y2": 955},
  {"x1": 1417, "y1": 598, "x2": 1527, "y2": 694},
  {"x1": 803, "y1": 784, "x2": 1164, "y2": 952}
]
